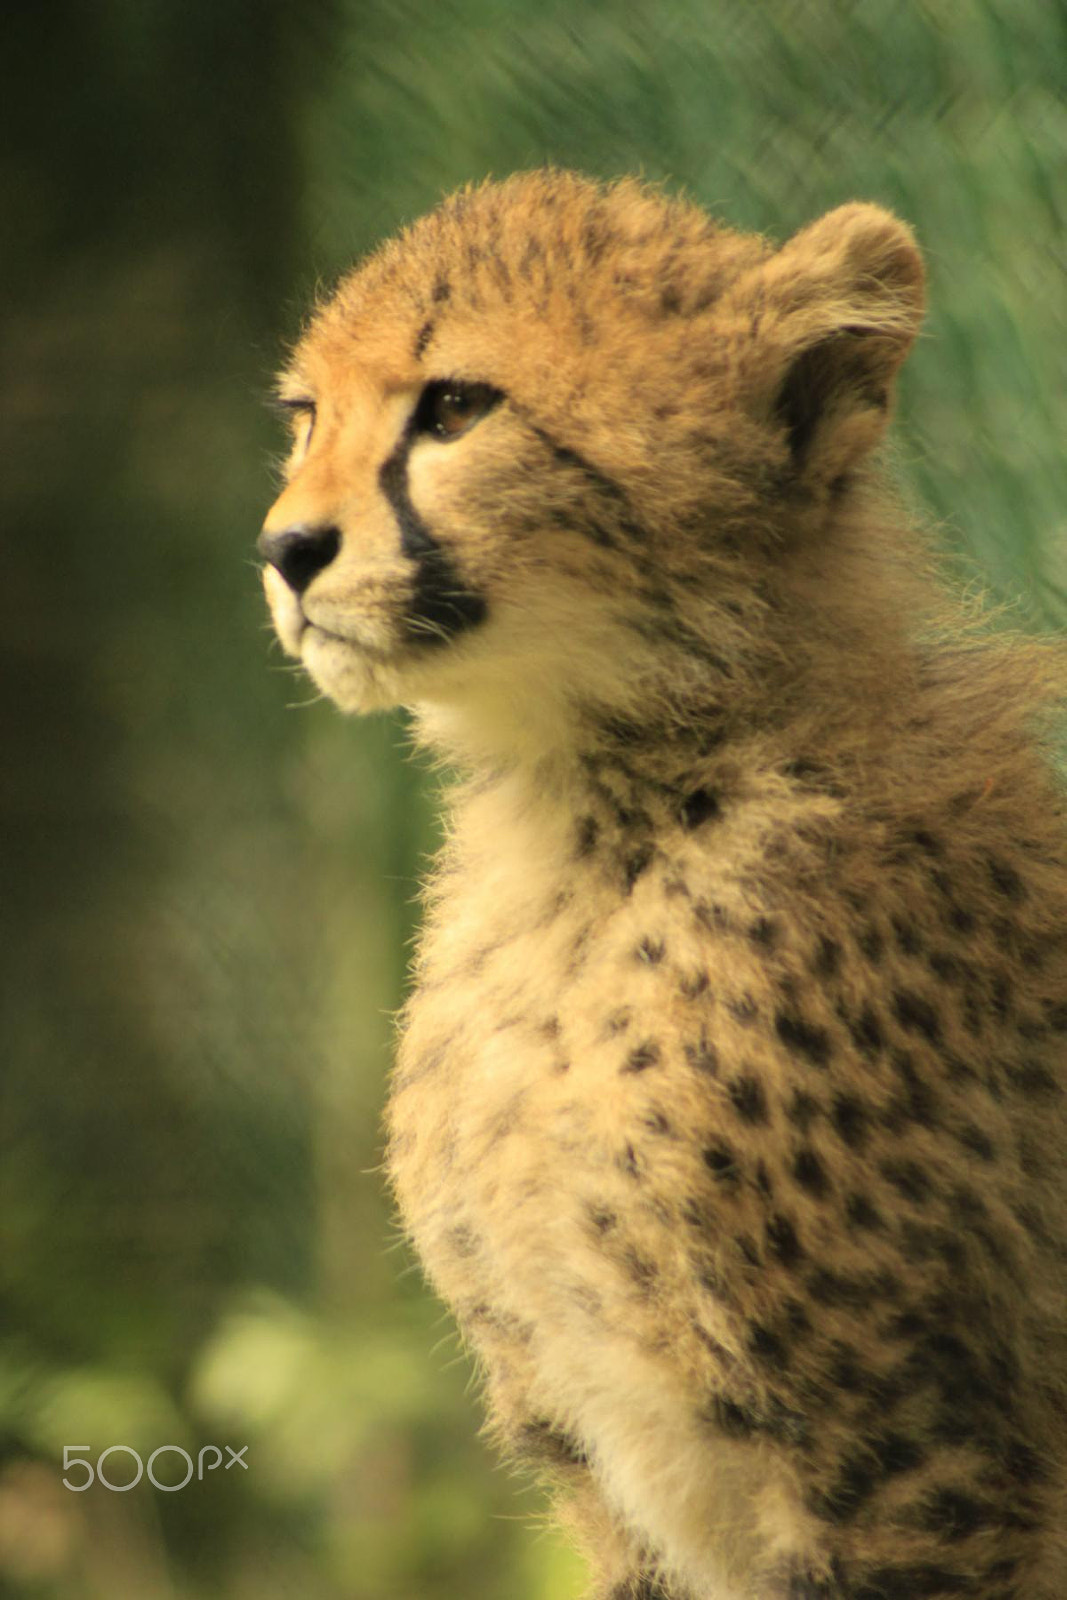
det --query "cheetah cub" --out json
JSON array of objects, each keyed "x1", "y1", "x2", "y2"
[{"x1": 259, "y1": 172, "x2": 1067, "y2": 1599}]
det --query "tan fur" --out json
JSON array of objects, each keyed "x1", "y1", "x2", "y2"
[{"x1": 260, "y1": 172, "x2": 1067, "y2": 1598}]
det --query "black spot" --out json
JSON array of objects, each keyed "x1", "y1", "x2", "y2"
[
  {"x1": 749, "y1": 916, "x2": 778, "y2": 948},
  {"x1": 961, "y1": 989, "x2": 984, "y2": 1037},
  {"x1": 830, "y1": 1093, "x2": 869, "y2": 1150},
  {"x1": 765, "y1": 1214, "x2": 804, "y2": 1267},
  {"x1": 681, "y1": 787, "x2": 721, "y2": 829},
  {"x1": 643, "y1": 1109, "x2": 673, "y2": 1136},
  {"x1": 857, "y1": 923, "x2": 885, "y2": 963},
  {"x1": 892, "y1": 988, "x2": 942, "y2": 1045},
  {"x1": 623, "y1": 1247, "x2": 658, "y2": 1289},
  {"x1": 919, "y1": 1487, "x2": 995, "y2": 1540},
  {"x1": 946, "y1": 903, "x2": 977, "y2": 936},
  {"x1": 948, "y1": 1185, "x2": 988, "y2": 1225},
  {"x1": 602, "y1": 1008, "x2": 631, "y2": 1037},
  {"x1": 580, "y1": 215, "x2": 613, "y2": 266},
  {"x1": 684, "y1": 1034, "x2": 720, "y2": 1075},
  {"x1": 846, "y1": 1192, "x2": 884, "y2": 1230},
  {"x1": 1019, "y1": 938, "x2": 1047, "y2": 972},
  {"x1": 1013, "y1": 1199, "x2": 1051, "y2": 1243},
  {"x1": 783, "y1": 756, "x2": 846, "y2": 799},
  {"x1": 706, "y1": 1396, "x2": 761, "y2": 1438},
  {"x1": 827, "y1": 1343, "x2": 868, "y2": 1392},
  {"x1": 612, "y1": 795, "x2": 653, "y2": 831},
  {"x1": 806, "y1": 1268, "x2": 875, "y2": 1308},
  {"x1": 1016, "y1": 1135, "x2": 1045, "y2": 1179},
  {"x1": 624, "y1": 843, "x2": 654, "y2": 889},
  {"x1": 793, "y1": 1148, "x2": 829, "y2": 1198},
  {"x1": 987, "y1": 855, "x2": 1026, "y2": 902},
  {"x1": 576, "y1": 516, "x2": 621, "y2": 551},
  {"x1": 787, "y1": 1090, "x2": 821, "y2": 1131},
  {"x1": 910, "y1": 828, "x2": 944, "y2": 856},
  {"x1": 808, "y1": 1450, "x2": 879, "y2": 1523},
  {"x1": 588, "y1": 1205, "x2": 617, "y2": 1234},
  {"x1": 431, "y1": 275, "x2": 451, "y2": 303},
  {"x1": 873, "y1": 1432, "x2": 925, "y2": 1476},
  {"x1": 892, "y1": 916, "x2": 923, "y2": 956},
  {"x1": 748, "y1": 1322, "x2": 788, "y2": 1368},
  {"x1": 929, "y1": 866, "x2": 954, "y2": 898},
  {"x1": 693, "y1": 898, "x2": 730, "y2": 933},
  {"x1": 900, "y1": 1220, "x2": 948, "y2": 1265},
  {"x1": 1004, "y1": 1438, "x2": 1047, "y2": 1486},
  {"x1": 1007, "y1": 1057, "x2": 1059, "y2": 1098},
  {"x1": 635, "y1": 936, "x2": 665, "y2": 964},
  {"x1": 729, "y1": 993, "x2": 760, "y2": 1026},
  {"x1": 814, "y1": 936, "x2": 841, "y2": 978},
  {"x1": 737, "y1": 1233, "x2": 761, "y2": 1269},
  {"x1": 955, "y1": 1123, "x2": 995, "y2": 1162},
  {"x1": 728, "y1": 1073, "x2": 769, "y2": 1124},
  {"x1": 990, "y1": 973, "x2": 1012, "y2": 1021},
  {"x1": 784, "y1": 1297, "x2": 811, "y2": 1337},
  {"x1": 886, "y1": 1050, "x2": 939, "y2": 1128},
  {"x1": 413, "y1": 318, "x2": 435, "y2": 359},
  {"x1": 775, "y1": 1011, "x2": 832, "y2": 1067},
  {"x1": 576, "y1": 815, "x2": 599, "y2": 857},
  {"x1": 446, "y1": 1224, "x2": 479, "y2": 1258},
  {"x1": 1044, "y1": 998, "x2": 1067, "y2": 1033},
  {"x1": 679, "y1": 969, "x2": 710, "y2": 999},
  {"x1": 703, "y1": 1143, "x2": 740, "y2": 1183},
  {"x1": 623, "y1": 1040, "x2": 661, "y2": 1073},
  {"x1": 881, "y1": 1308, "x2": 928, "y2": 1342},
  {"x1": 880, "y1": 1159, "x2": 931, "y2": 1204},
  {"x1": 662, "y1": 873, "x2": 691, "y2": 900},
  {"x1": 845, "y1": 1002, "x2": 885, "y2": 1058},
  {"x1": 928, "y1": 949, "x2": 963, "y2": 983},
  {"x1": 880, "y1": 1084, "x2": 931, "y2": 1133}
]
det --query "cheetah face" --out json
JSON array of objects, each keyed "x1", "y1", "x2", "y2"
[
  {"x1": 259, "y1": 227, "x2": 699, "y2": 736},
  {"x1": 260, "y1": 173, "x2": 922, "y2": 746}
]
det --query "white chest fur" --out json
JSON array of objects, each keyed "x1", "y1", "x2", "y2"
[{"x1": 388, "y1": 778, "x2": 793, "y2": 1598}]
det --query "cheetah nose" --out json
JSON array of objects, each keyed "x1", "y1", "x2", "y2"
[{"x1": 257, "y1": 522, "x2": 341, "y2": 596}]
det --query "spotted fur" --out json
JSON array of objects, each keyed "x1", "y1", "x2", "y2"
[{"x1": 260, "y1": 172, "x2": 1067, "y2": 1599}]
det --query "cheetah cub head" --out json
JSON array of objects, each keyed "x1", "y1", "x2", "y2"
[{"x1": 260, "y1": 172, "x2": 923, "y2": 758}]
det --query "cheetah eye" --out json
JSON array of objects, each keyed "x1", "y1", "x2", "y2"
[{"x1": 414, "y1": 379, "x2": 502, "y2": 440}]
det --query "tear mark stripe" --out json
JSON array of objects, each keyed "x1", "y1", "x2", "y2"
[{"x1": 379, "y1": 417, "x2": 488, "y2": 642}]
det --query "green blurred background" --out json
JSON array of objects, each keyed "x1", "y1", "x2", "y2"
[{"x1": 2, "y1": 2, "x2": 1064, "y2": 1595}]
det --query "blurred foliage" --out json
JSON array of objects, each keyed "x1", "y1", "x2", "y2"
[{"x1": 1, "y1": 0, "x2": 1063, "y2": 1596}]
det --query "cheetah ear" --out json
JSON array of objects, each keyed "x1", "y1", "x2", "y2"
[{"x1": 745, "y1": 203, "x2": 924, "y2": 481}]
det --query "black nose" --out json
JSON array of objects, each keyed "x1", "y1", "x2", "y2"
[{"x1": 258, "y1": 522, "x2": 341, "y2": 596}]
